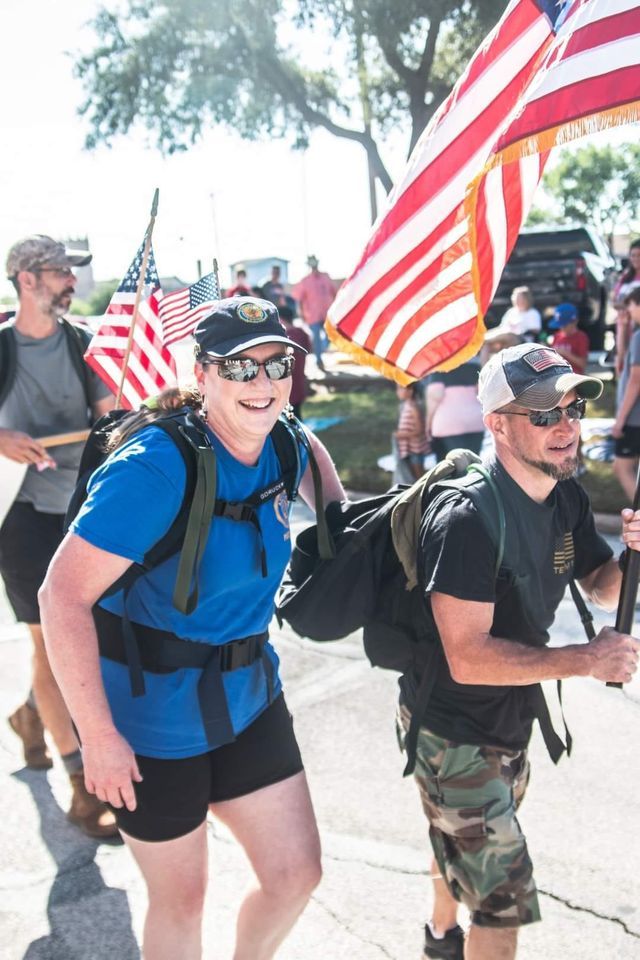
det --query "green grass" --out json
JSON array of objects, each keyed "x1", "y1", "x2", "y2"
[
  {"x1": 305, "y1": 384, "x2": 397, "y2": 493},
  {"x1": 306, "y1": 374, "x2": 626, "y2": 512}
]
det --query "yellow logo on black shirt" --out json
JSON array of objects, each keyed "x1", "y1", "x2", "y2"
[{"x1": 553, "y1": 533, "x2": 574, "y2": 574}]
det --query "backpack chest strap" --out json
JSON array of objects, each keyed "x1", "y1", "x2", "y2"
[{"x1": 215, "y1": 477, "x2": 288, "y2": 577}]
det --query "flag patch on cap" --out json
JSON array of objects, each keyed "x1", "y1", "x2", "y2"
[{"x1": 522, "y1": 348, "x2": 567, "y2": 372}]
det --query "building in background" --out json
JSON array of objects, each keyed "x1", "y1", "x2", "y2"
[
  {"x1": 228, "y1": 256, "x2": 289, "y2": 290},
  {"x1": 65, "y1": 237, "x2": 94, "y2": 300}
]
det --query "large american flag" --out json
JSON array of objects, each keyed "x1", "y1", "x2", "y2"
[
  {"x1": 84, "y1": 239, "x2": 178, "y2": 409},
  {"x1": 327, "y1": 0, "x2": 640, "y2": 382},
  {"x1": 158, "y1": 272, "x2": 220, "y2": 346}
]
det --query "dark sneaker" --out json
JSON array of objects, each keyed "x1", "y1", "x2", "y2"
[
  {"x1": 423, "y1": 923, "x2": 465, "y2": 960},
  {"x1": 8, "y1": 702, "x2": 53, "y2": 770}
]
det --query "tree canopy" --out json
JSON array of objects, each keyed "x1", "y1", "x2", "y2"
[
  {"x1": 528, "y1": 143, "x2": 640, "y2": 241},
  {"x1": 76, "y1": 0, "x2": 506, "y2": 214}
]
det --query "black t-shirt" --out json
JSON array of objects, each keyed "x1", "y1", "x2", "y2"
[{"x1": 400, "y1": 459, "x2": 613, "y2": 750}]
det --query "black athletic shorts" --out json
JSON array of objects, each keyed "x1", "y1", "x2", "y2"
[
  {"x1": 112, "y1": 693, "x2": 304, "y2": 843},
  {"x1": 614, "y1": 425, "x2": 640, "y2": 458},
  {"x1": 0, "y1": 501, "x2": 65, "y2": 624}
]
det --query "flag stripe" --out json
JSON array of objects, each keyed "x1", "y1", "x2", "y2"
[
  {"x1": 85, "y1": 241, "x2": 177, "y2": 409},
  {"x1": 329, "y1": 0, "x2": 639, "y2": 381},
  {"x1": 158, "y1": 272, "x2": 220, "y2": 346}
]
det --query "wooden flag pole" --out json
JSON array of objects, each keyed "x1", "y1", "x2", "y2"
[
  {"x1": 116, "y1": 188, "x2": 160, "y2": 408},
  {"x1": 213, "y1": 258, "x2": 220, "y2": 296},
  {"x1": 39, "y1": 429, "x2": 91, "y2": 448}
]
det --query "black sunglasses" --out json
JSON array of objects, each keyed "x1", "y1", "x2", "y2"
[
  {"x1": 501, "y1": 398, "x2": 587, "y2": 428},
  {"x1": 202, "y1": 354, "x2": 295, "y2": 382}
]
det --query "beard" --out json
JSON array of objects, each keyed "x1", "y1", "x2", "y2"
[
  {"x1": 36, "y1": 287, "x2": 74, "y2": 318},
  {"x1": 522, "y1": 453, "x2": 578, "y2": 482}
]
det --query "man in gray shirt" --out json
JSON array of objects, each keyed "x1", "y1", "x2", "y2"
[{"x1": 0, "y1": 235, "x2": 117, "y2": 839}]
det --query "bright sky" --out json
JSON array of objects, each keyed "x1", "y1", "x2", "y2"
[
  {"x1": 0, "y1": 0, "x2": 386, "y2": 297},
  {"x1": 1, "y1": 1, "x2": 636, "y2": 302}
]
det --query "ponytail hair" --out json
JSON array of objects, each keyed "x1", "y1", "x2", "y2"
[{"x1": 105, "y1": 384, "x2": 203, "y2": 452}]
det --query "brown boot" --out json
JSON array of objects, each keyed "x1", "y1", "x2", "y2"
[
  {"x1": 67, "y1": 772, "x2": 121, "y2": 841},
  {"x1": 8, "y1": 702, "x2": 53, "y2": 770}
]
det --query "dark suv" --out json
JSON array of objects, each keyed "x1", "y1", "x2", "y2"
[{"x1": 487, "y1": 225, "x2": 617, "y2": 349}]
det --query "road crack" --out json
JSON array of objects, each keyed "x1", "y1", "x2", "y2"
[{"x1": 539, "y1": 887, "x2": 640, "y2": 938}]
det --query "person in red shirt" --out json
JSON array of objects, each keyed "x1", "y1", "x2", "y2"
[
  {"x1": 547, "y1": 303, "x2": 590, "y2": 374},
  {"x1": 225, "y1": 267, "x2": 253, "y2": 298},
  {"x1": 291, "y1": 256, "x2": 337, "y2": 372}
]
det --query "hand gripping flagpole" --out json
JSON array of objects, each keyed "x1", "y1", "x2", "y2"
[
  {"x1": 609, "y1": 464, "x2": 640, "y2": 688},
  {"x1": 116, "y1": 188, "x2": 160, "y2": 408}
]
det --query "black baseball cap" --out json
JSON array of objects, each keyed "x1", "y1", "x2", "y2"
[{"x1": 194, "y1": 297, "x2": 307, "y2": 359}]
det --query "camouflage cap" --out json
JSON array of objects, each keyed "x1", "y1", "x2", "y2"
[{"x1": 6, "y1": 235, "x2": 92, "y2": 278}]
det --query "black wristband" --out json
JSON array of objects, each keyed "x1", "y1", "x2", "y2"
[{"x1": 618, "y1": 549, "x2": 627, "y2": 572}]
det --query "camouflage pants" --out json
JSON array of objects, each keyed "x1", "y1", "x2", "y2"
[{"x1": 397, "y1": 704, "x2": 541, "y2": 928}]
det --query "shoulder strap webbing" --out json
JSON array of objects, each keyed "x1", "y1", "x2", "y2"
[
  {"x1": 0, "y1": 322, "x2": 17, "y2": 409},
  {"x1": 391, "y1": 449, "x2": 484, "y2": 591},
  {"x1": 60, "y1": 319, "x2": 93, "y2": 409},
  {"x1": 273, "y1": 414, "x2": 335, "y2": 560},
  {"x1": 150, "y1": 413, "x2": 216, "y2": 615},
  {"x1": 0, "y1": 319, "x2": 93, "y2": 411}
]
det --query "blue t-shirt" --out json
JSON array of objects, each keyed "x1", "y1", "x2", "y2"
[{"x1": 71, "y1": 423, "x2": 306, "y2": 759}]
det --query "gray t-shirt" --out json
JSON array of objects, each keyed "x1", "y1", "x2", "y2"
[
  {"x1": 617, "y1": 325, "x2": 640, "y2": 427},
  {"x1": 0, "y1": 323, "x2": 110, "y2": 513}
]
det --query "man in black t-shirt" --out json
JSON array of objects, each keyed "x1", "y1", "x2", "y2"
[{"x1": 404, "y1": 342, "x2": 640, "y2": 960}]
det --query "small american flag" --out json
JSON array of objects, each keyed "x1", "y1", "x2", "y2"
[
  {"x1": 158, "y1": 272, "x2": 220, "y2": 346},
  {"x1": 327, "y1": 0, "x2": 640, "y2": 382},
  {"x1": 84, "y1": 239, "x2": 178, "y2": 409}
]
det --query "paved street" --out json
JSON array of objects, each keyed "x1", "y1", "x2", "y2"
[{"x1": 1, "y1": 505, "x2": 639, "y2": 959}]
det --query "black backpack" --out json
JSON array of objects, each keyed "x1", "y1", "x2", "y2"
[
  {"x1": 277, "y1": 450, "x2": 592, "y2": 774},
  {"x1": 66, "y1": 406, "x2": 330, "y2": 618},
  {"x1": 0, "y1": 317, "x2": 93, "y2": 409}
]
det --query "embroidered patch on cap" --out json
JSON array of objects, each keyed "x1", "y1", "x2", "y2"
[
  {"x1": 522, "y1": 348, "x2": 568, "y2": 373},
  {"x1": 237, "y1": 301, "x2": 268, "y2": 323}
]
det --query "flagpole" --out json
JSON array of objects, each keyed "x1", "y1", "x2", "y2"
[
  {"x1": 116, "y1": 188, "x2": 160, "y2": 408},
  {"x1": 609, "y1": 465, "x2": 640, "y2": 688},
  {"x1": 212, "y1": 258, "x2": 220, "y2": 297}
]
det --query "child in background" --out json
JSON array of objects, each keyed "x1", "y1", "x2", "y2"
[
  {"x1": 547, "y1": 303, "x2": 590, "y2": 374},
  {"x1": 395, "y1": 383, "x2": 430, "y2": 481}
]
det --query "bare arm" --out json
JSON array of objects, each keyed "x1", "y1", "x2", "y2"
[
  {"x1": 0, "y1": 427, "x2": 53, "y2": 465},
  {"x1": 613, "y1": 365, "x2": 640, "y2": 436},
  {"x1": 580, "y1": 507, "x2": 640, "y2": 610},
  {"x1": 431, "y1": 592, "x2": 639, "y2": 687},
  {"x1": 298, "y1": 427, "x2": 345, "y2": 510},
  {"x1": 425, "y1": 382, "x2": 445, "y2": 440},
  {"x1": 92, "y1": 394, "x2": 115, "y2": 419},
  {"x1": 38, "y1": 534, "x2": 142, "y2": 810}
]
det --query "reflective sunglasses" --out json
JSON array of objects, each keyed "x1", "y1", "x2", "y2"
[
  {"x1": 501, "y1": 398, "x2": 587, "y2": 428},
  {"x1": 202, "y1": 354, "x2": 295, "y2": 382},
  {"x1": 35, "y1": 267, "x2": 75, "y2": 278}
]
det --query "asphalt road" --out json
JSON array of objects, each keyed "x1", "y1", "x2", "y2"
[{"x1": 1, "y1": 505, "x2": 639, "y2": 959}]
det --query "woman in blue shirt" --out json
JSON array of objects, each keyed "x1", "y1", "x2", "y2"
[{"x1": 39, "y1": 297, "x2": 345, "y2": 960}]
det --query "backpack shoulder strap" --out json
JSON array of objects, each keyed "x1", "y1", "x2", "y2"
[
  {"x1": 390, "y1": 449, "x2": 483, "y2": 590},
  {"x1": 271, "y1": 415, "x2": 303, "y2": 501},
  {"x1": 273, "y1": 414, "x2": 335, "y2": 560},
  {"x1": 146, "y1": 412, "x2": 217, "y2": 615},
  {"x1": 60, "y1": 318, "x2": 93, "y2": 408},
  {"x1": 0, "y1": 322, "x2": 17, "y2": 408}
]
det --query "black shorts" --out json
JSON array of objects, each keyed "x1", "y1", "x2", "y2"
[
  {"x1": 614, "y1": 425, "x2": 640, "y2": 458},
  {"x1": 0, "y1": 501, "x2": 65, "y2": 624},
  {"x1": 112, "y1": 693, "x2": 304, "y2": 843}
]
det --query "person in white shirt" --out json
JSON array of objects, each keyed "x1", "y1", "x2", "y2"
[{"x1": 482, "y1": 286, "x2": 542, "y2": 362}]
